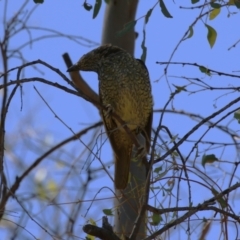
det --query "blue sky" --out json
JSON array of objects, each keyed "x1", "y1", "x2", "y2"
[{"x1": 1, "y1": 0, "x2": 240, "y2": 239}]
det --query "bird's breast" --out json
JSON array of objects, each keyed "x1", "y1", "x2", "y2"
[{"x1": 100, "y1": 78, "x2": 152, "y2": 131}]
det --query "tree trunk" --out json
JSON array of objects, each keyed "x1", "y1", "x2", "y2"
[{"x1": 102, "y1": 1, "x2": 147, "y2": 238}]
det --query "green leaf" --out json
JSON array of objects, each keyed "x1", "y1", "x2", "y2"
[
  {"x1": 234, "y1": 110, "x2": 240, "y2": 123},
  {"x1": 86, "y1": 235, "x2": 95, "y2": 240},
  {"x1": 83, "y1": 2, "x2": 93, "y2": 11},
  {"x1": 36, "y1": 183, "x2": 46, "y2": 199},
  {"x1": 159, "y1": 0, "x2": 173, "y2": 18},
  {"x1": 104, "y1": 0, "x2": 110, "y2": 3},
  {"x1": 150, "y1": 213, "x2": 162, "y2": 226},
  {"x1": 46, "y1": 180, "x2": 58, "y2": 198},
  {"x1": 195, "y1": 145, "x2": 199, "y2": 158},
  {"x1": 235, "y1": 0, "x2": 240, "y2": 8},
  {"x1": 170, "y1": 134, "x2": 179, "y2": 142},
  {"x1": 150, "y1": 186, "x2": 161, "y2": 190},
  {"x1": 156, "y1": 170, "x2": 168, "y2": 179},
  {"x1": 141, "y1": 29, "x2": 147, "y2": 62},
  {"x1": 145, "y1": 8, "x2": 153, "y2": 24},
  {"x1": 228, "y1": 0, "x2": 240, "y2": 8},
  {"x1": 199, "y1": 66, "x2": 211, "y2": 76},
  {"x1": 172, "y1": 151, "x2": 178, "y2": 157},
  {"x1": 203, "y1": 217, "x2": 208, "y2": 222},
  {"x1": 117, "y1": 21, "x2": 136, "y2": 37},
  {"x1": 93, "y1": 0, "x2": 102, "y2": 19},
  {"x1": 33, "y1": 0, "x2": 44, "y2": 3},
  {"x1": 89, "y1": 218, "x2": 96, "y2": 225},
  {"x1": 86, "y1": 219, "x2": 96, "y2": 239},
  {"x1": 154, "y1": 166, "x2": 162, "y2": 173},
  {"x1": 173, "y1": 84, "x2": 187, "y2": 93},
  {"x1": 191, "y1": 0, "x2": 200, "y2": 3},
  {"x1": 210, "y1": 2, "x2": 222, "y2": 8},
  {"x1": 211, "y1": 187, "x2": 228, "y2": 208},
  {"x1": 202, "y1": 154, "x2": 218, "y2": 167},
  {"x1": 184, "y1": 26, "x2": 194, "y2": 40},
  {"x1": 209, "y1": 8, "x2": 221, "y2": 20},
  {"x1": 205, "y1": 24, "x2": 217, "y2": 48},
  {"x1": 103, "y1": 209, "x2": 113, "y2": 216}
]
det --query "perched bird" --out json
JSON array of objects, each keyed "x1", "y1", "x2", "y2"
[{"x1": 67, "y1": 44, "x2": 153, "y2": 189}]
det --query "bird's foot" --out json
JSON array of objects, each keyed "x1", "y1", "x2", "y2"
[
  {"x1": 103, "y1": 104, "x2": 114, "y2": 119},
  {"x1": 135, "y1": 145, "x2": 147, "y2": 159}
]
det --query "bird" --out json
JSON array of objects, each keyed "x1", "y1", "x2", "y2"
[{"x1": 67, "y1": 44, "x2": 153, "y2": 189}]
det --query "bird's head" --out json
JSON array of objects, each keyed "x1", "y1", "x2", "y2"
[{"x1": 67, "y1": 44, "x2": 124, "y2": 73}]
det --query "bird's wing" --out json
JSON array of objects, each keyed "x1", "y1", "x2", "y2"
[
  {"x1": 99, "y1": 92, "x2": 121, "y2": 154},
  {"x1": 99, "y1": 93, "x2": 132, "y2": 189},
  {"x1": 136, "y1": 58, "x2": 153, "y2": 152}
]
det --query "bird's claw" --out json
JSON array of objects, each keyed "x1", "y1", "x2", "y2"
[
  {"x1": 135, "y1": 145, "x2": 147, "y2": 159},
  {"x1": 103, "y1": 104, "x2": 114, "y2": 119}
]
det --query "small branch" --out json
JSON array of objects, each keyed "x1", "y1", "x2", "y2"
[
  {"x1": 144, "y1": 182, "x2": 240, "y2": 240},
  {"x1": 147, "y1": 205, "x2": 240, "y2": 222},
  {"x1": 0, "y1": 84, "x2": 19, "y2": 201},
  {"x1": 0, "y1": 59, "x2": 75, "y2": 88},
  {"x1": 156, "y1": 61, "x2": 240, "y2": 79},
  {"x1": 228, "y1": 38, "x2": 240, "y2": 51},
  {"x1": 161, "y1": 125, "x2": 192, "y2": 223},
  {"x1": 0, "y1": 122, "x2": 102, "y2": 219},
  {"x1": 62, "y1": 53, "x2": 99, "y2": 108},
  {"x1": 154, "y1": 96, "x2": 240, "y2": 164},
  {"x1": 0, "y1": 78, "x2": 80, "y2": 97},
  {"x1": 162, "y1": 6, "x2": 217, "y2": 76}
]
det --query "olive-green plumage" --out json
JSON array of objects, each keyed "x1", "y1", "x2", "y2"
[{"x1": 67, "y1": 44, "x2": 153, "y2": 189}]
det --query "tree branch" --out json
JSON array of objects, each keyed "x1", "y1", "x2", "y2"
[{"x1": 62, "y1": 53, "x2": 99, "y2": 108}]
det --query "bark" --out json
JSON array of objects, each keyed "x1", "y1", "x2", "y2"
[
  {"x1": 102, "y1": 0, "x2": 138, "y2": 55},
  {"x1": 102, "y1": 2, "x2": 147, "y2": 238}
]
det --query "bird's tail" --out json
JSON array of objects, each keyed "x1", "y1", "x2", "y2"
[{"x1": 114, "y1": 143, "x2": 132, "y2": 189}]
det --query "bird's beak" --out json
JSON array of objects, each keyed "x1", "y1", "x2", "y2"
[{"x1": 67, "y1": 64, "x2": 79, "y2": 72}]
